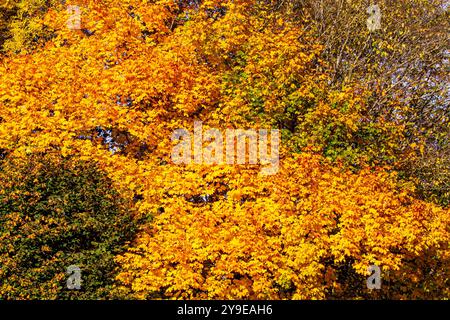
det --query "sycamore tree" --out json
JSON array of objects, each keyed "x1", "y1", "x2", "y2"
[{"x1": 0, "y1": 0, "x2": 448, "y2": 299}]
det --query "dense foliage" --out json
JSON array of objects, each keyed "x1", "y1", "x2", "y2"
[
  {"x1": 0, "y1": 0, "x2": 448, "y2": 299},
  {"x1": 0, "y1": 154, "x2": 136, "y2": 299}
]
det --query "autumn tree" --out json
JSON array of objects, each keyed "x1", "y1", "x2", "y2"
[
  {"x1": 0, "y1": 0, "x2": 60, "y2": 53},
  {"x1": 271, "y1": 0, "x2": 449, "y2": 205},
  {"x1": 0, "y1": 0, "x2": 448, "y2": 300},
  {"x1": 115, "y1": 154, "x2": 449, "y2": 299}
]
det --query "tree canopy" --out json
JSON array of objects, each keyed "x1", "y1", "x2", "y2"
[{"x1": 0, "y1": 0, "x2": 448, "y2": 299}]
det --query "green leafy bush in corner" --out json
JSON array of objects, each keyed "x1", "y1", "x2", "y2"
[{"x1": 0, "y1": 153, "x2": 137, "y2": 299}]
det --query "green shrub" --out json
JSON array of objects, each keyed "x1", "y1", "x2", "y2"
[{"x1": 0, "y1": 153, "x2": 137, "y2": 299}]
